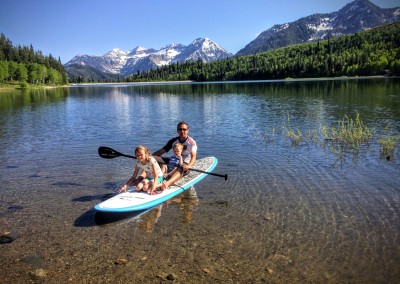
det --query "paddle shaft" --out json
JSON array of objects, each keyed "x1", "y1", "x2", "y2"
[{"x1": 98, "y1": 146, "x2": 227, "y2": 180}]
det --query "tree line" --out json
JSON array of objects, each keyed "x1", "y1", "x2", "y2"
[
  {"x1": 0, "y1": 33, "x2": 68, "y2": 85},
  {"x1": 125, "y1": 21, "x2": 400, "y2": 83}
]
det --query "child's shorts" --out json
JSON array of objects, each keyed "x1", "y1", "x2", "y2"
[{"x1": 146, "y1": 176, "x2": 164, "y2": 183}]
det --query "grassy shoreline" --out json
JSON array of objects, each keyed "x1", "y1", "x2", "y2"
[{"x1": 0, "y1": 83, "x2": 69, "y2": 91}]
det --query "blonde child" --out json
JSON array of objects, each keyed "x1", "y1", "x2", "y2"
[
  {"x1": 161, "y1": 143, "x2": 184, "y2": 179},
  {"x1": 118, "y1": 145, "x2": 164, "y2": 195}
]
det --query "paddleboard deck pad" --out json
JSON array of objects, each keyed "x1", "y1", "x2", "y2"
[{"x1": 94, "y1": 157, "x2": 217, "y2": 213}]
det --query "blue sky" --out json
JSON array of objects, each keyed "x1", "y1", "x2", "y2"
[{"x1": 0, "y1": 0, "x2": 398, "y2": 63}]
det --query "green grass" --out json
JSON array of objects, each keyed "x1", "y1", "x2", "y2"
[
  {"x1": 378, "y1": 126, "x2": 400, "y2": 160},
  {"x1": 255, "y1": 113, "x2": 399, "y2": 164},
  {"x1": 321, "y1": 113, "x2": 373, "y2": 148},
  {"x1": 283, "y1": 113, "x2": 303, "y2": 146}
]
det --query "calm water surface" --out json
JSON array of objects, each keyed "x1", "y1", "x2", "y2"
[{"x1": 1, "y1": 78, "x2": 399, "y2": 283}]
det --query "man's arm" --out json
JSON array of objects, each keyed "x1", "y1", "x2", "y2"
[
  {"x1": 153, "y1": 137, "x2": 177, "y2": 157},
  {"x1": 152, "y1": 148, "x2": 166, "y2": 157},
  {"x1": 184, "y1": 151, "x2": 197, "y2": 171}
]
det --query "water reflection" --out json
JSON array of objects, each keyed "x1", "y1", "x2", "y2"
[
  {"x1": 0, "y1": 87, "x2": 69, "y2": 110},
  {"x1": 164, "y1": 187, "x2": 199, "y2": 224},
  {"x1": 0, "y1": 79, "x2": 399, "y2": 283}
]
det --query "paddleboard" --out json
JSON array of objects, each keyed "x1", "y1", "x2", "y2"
[{"x1": 94, "y1": 156, "x2": 218, "y2": 213}]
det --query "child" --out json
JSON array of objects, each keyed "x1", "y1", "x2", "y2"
[
  {"x1": 118, "y1": 145, "x2": 164, "y2": 195},
  {"x1": 161, "y1": 143, "x2": 184, "y2": 180}
]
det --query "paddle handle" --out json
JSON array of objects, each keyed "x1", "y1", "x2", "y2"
[
  {"x1": 121, "y1": 153, "x2": 136, "y2": 159},
  {"x1": 189, "y1": 168, "x2": 228, "y2": 180}
]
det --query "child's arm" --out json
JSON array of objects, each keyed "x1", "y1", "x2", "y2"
[
  {"x1": 149, "y1": 163, "x2": 160, "y2": 195},
  {"x1": 132, "y1": 170, "x2": 146, "y2": 186},
  {"x1": 178, "y1": 155, "x2": 183, "y2": 166},
  {"x1": 118, "y1": 166, "x2": 139, "y2": 193}
]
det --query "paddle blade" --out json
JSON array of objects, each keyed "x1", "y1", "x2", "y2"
[{"x1": 98, "y1": 146, "x2": 121, "y2": 159}]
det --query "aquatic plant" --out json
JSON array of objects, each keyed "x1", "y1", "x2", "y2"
[
  {"x1": 283, "y1": 113, "x2": 303, "y2": 146},
  {"x1": 286, "y1": 128, "x2": 303, "y2": 146},
  {"x1": 378, "y1": 126, "x2": 400, "y2": 161},
  {"x1": 255, "y1": 112, "x2": 399, "y2": 166},
  {"x1": 254, "y1": 126, "x2": 276, "y2": 145},
  {"x1": 304, "y1": 129, "x2": 321, "y2": 144},
  {"x1": 321, "y1": 113, "x2": 373, "y2": 147}
]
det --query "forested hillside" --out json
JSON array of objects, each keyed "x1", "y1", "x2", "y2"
[
  {"x1": 0, "y1": 34, "x2": 68, "y2": 85},
  {"x1": 125, "y1": 21, "x2": 400, "y2": 83}
]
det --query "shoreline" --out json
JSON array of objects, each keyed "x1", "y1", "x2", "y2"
[
  {"x1": 67, "y1": 75, "x2": 398, "y2": 87},
  {"x1": 0, "y1": 84, "x2": 70, "y2": 92},
  {"x1": 0, "y1": 75, "x2": 398, "y2": 91}
]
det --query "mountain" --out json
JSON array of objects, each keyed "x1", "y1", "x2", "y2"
[
  {"x1": 236, "y1": 0, "x2": 400, "y2": 56},
  {"x1": 65, "y1": 38, "x2": 232, "y2": 80},
  {"x1": 64, "y1": 63, "x2": 120, "y2": 82}
]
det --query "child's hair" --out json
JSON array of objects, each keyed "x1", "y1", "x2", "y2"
[
  {"x1": 173, "y1": 143, "x2": 184, "y2": 152},
  {"x1": 135, "y1": 145, "x2": 151, "y2": 161}
]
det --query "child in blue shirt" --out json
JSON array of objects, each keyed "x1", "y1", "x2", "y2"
[{"x1": 162, "y1": 143, "x2": 184, "y2": 180}]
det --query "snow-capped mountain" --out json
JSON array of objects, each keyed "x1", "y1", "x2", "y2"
[
  {"x1": 237, "y1": 0, "x2": 400, "y2": 55},
  {"x1": 172, "y1": 38, "x2": 232, "y2": 63},
  {"x1": 65, "y1": 38, "x2": 232, "y2": 78}
]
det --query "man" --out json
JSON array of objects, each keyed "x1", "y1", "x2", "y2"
[{"x1": 153, "y1": 121, "x2": 197, "y2": 190}]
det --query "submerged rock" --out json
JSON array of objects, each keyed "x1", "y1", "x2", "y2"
[
  {"x1": 166, "y1": 273, "x2": 177, "y2": 280},
  {"x1": 114, "y1": 258, "x2": 128, "y2": 265},
  {"x1": 0, "y1": 234, "x2": 15, "y2": 244},
  {"x1": 35, "y1": 268, "x2": 47, "y2": 278},
  {"x1": 266, "y1": 254, "x2": 292, "y2": 270},
  {"x1": 22, "y1": 255, "x2": 45, "y2": 267}
]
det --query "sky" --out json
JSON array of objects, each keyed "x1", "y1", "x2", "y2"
[{"x1": 0, "y1": 0, "x2": 398, "y2": 63}]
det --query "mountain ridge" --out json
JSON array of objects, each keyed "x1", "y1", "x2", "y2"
[
  {"x1": 65, "y1": 38, "x2": 232, "y2": 80},
  {"x1": 236, "y1": 0, "x2": 399, "y2": 55}
]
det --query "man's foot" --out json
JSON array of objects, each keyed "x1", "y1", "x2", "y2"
[{"x1": 161, "y1": 181, "x2": 169, "y2": 190}]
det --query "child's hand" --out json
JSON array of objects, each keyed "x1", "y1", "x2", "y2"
[
  {"x1": 177, "y1": 155, "x2": 183, "y2": 165},
  {"x1": 118, "y1": 185, "x2": 127, "y2": 193},
  {"x1": 149, "y1": 184, "x2": 160, "y2": 195}
]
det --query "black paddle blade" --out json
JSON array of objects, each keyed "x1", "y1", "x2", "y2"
[{"x1": 98, "y1": 146, "x2": 120, "y2": 159}]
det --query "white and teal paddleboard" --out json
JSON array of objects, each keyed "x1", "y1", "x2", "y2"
[{"x1": 94, "y1": 156, "x2": 218, "y2": 213}]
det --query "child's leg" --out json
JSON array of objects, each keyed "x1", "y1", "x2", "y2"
[
  {"x1": 154, "y1": 182, "x2": 163, "y2": 189},
  {"x1": 147, "y1": 181, "x2": 155, "y2": 194},
  {"x1": 142, "y1": 179, "x2": 150, "y2": 192},
  {"x1": 135, "y1": 179, "x2": 147, "y2": 192},
  {"x1": 132, "y1": 176, "x2": 144, "y2": 187}
]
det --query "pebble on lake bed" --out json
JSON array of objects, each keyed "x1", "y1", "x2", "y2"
[
  {"x1": 29, "y1": 268, "x2": 47, "y2": 278},
  {"x1": 114, "y1": 258, "x2": 128, "y2": 265},
  {"x1": 0, "y1": 231, "x2": 17, "y2": 244}
]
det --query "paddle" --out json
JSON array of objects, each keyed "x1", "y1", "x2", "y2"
[{"x1": 98, "y1": 146, "x2": 228, "y2": 180}]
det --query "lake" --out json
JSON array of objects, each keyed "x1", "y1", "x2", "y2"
[{"x1": 1, "y1": 78, "x2": 399, "y2": 283}]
